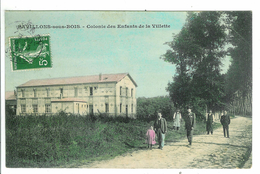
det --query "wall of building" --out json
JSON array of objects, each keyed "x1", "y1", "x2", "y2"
[
  {"x1": 116, "y1": 75, "x2": 137, "y2": 118},
  {"x1": 51, "y1": 102, "x2": 87, "y2": 115}
]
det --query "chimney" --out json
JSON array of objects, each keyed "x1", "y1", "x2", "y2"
[{"x1": 99, "y1": 73, "x2": 102, "y2": 81}]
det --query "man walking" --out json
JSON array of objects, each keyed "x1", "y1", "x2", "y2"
[
  {"x1": 220, "y1": 110, "x2": 230, "y2": 138},
  {"x1": 206, "y1": 110, "x2": 214, "y2": 135},
  {"x1": 185, "y1": 108, "x2": 196, "y2": 146},
  {"x1": 154, "y1": 112, "x2": 167, "y2": 150}
]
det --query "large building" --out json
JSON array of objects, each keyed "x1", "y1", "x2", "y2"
[{"x1": 15, "y1": 73, "x2": 137, "y2": 117}]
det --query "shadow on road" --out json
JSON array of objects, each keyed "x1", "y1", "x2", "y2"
[
  {"x1": 124, "y1": 142, "x2": 147, "y2": 149},
  {"x1": 193, "y1": 141, "x2": 249, "y2": 149}
]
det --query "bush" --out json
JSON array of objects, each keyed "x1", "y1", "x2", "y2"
[
  {"x1": 6, "y1": 110, "x2": 221, "y2": 167},
  {"x1": 6, "y1": 113, "x2": 149, "y2": 167}
]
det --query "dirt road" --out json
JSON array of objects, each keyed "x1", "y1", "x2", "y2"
[{"x1": 79, "y1": 116, "x2": 252, "y2": 169}]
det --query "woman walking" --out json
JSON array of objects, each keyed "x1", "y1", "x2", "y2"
[{"x1": 173, "y1": 109, "x2": 182, "y2": 130}]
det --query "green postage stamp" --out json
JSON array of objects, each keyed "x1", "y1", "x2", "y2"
[{"x1": 9, "y1": 34, "x2": 51, "y2": 70}]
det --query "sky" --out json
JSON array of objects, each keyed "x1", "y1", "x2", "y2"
[{"x1": 4, "y1": 11, "x2": 230, "y2": 98}]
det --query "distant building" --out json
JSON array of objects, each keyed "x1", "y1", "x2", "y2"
[
  {"x1": 15, "y1": 73, "x2": 137, "y2": 117},
  {"x1": 5, "y1": 91, "x2": 17, "y2": 115}
]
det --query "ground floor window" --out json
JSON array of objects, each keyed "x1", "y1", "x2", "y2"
[
  {"x1": 33, "y1": 105, "x2": 38, "y2": 113},
  {"x1": 21, "y1": 104, "x2": 26, "y2": 113},
  {"x1": 45, "y1": 104, "x2": 51, "y2": 113},
  {"x1": 105, "y1": 103, "x2": 109, "y2": 113}
]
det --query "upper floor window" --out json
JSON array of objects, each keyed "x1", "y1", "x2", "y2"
[
  {"x1": 74, "y1": 87, "x2": 78, "y2": 97},
  {"x1": 45, "y1": 98, "x2": 51, "y2": 104},
  {"x1": 79, "y1": 88, "x2": 82, "y2": 94},
  {"x1": 46, "y1": 88, "x2": 50, "y2": 97},
  {"x1": 21, "y1": 89, "x2": 25, "y2": 98},
  {"x1": 33, "y1": 89, "x2": 37, "y2": 98},
  {"x1": 120, "y1": 86, "x2": 122, "y2": 96},
  {"x1": 131, "y1": 88, "x2": 133, "y2": 97},
  {"x1": 90, "y1": 87, "x2": 93, "y2": 96},
  {"x1": 60, "y1": 88, "x2": 63, "y2": 98},
  {"x1": 126, "y1": 87, "x2": 128, "y2": 97}
]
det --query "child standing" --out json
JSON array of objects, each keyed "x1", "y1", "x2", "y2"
[{"x1": 146, "y1": 126, "x2": 156, "y2": 150}]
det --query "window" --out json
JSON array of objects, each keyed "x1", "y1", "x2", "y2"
[
  {"x1": 131, "y1": 89, "x2": 133, "y2": 97},
  {"x1": 89, "y1": 105, "x2": 93, "y2": 114},
  {"x1": 21, "y1": 89, "x2": 25, "y2": 98},
  {"x1": 131, "y1": 104, "x2": 133, "y2": 113},
  {"x1": 126, "y1": 105, "x2": 128, "y2": 117},
  {"x1": 20, "y1": 98, "x2": 26, "y2": 104},
  {"x1": 120, "y1": 103, "x2": 122, "y2": 113},
  {"x1": 60, "y1": 88, "x2": 63, "y2": 98},
  {"x1": 126, "y1": 87, "x2": 128, "y2": 97},
  {"x1": 120, "y1": 86, "x2": 122, "y2": 95},
  {"x1": 79, "y1": 88, "x2": 82, "y2": 94},
  {"x1": 21, "y1": 104, "x2": 26, "y2": 113},
  {"x1": 33, "y1": 89, "x2": 37, "y2": 98},
  {"x1": 33, "y1": 105, "x2": 38, "y2": 113},
  {"x1": 74, "y1": 87, "x2": 78, "y2": 97},
  {"x1": 90, "y1": 87, "x2": 93, "y2": 96},
  {"x1": 105, "y1": 103, "x2": 109, "y2": 113},
  {"x1": 46, "y1": 88, "x2": 50, "y2": 97},
  {"x1": 45, "y1": 98, "x2": 51, "y2": 104},
  {"x1": 45, "y1": 104, "x2": 51, "y2": 113},
  {"x1": 84, "y1": 86, "x2": 88, "y2": 93}
]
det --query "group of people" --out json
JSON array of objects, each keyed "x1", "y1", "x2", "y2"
[
  {"x1": 206, "y1": 110, "x2": 231, "y2": 138},
  {"x1": 145, "y1": 108, "x2": 231, "y2": 150}
]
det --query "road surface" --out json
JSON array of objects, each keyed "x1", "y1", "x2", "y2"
[{"x1": 79, "y1": 116, "x2": 252, "y2": 169}]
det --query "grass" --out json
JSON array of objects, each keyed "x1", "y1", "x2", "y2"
[{"x1": 6, "y1": 113, "x2": 222, "y2": 168}]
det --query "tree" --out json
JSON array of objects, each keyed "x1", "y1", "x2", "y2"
[
  {"x1": 224, "y1": 11, "x2": 252, "y2": 115},
  {"x1": 161, "y1": 12, "x2": 227, "y2": 120}
]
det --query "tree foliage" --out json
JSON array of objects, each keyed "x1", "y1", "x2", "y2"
[
  {"x1": 224, "y1": 11, "x2": 252, "y2": 115},
  {"x1": 161, "y1": 12, "x2": 227, "y2": 120},
  {"x1": 136, "y1": 96, "x2": 175, "y2": 121},
  {"x1": 225, "y1": 12, "x2": 252, "y2": 99}
]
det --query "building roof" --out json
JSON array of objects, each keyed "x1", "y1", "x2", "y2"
[
  {"x1": 17, "y1": 73, "x2": 137, "y2": 88},
  {"x1": 5, "y1": 91, "x2": 16, "y2": 100},
  {"x1": 52, "y1": 98, "x2": 87, "y2": 102}
]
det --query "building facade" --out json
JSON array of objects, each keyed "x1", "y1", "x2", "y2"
[{"x1": 15, "y1": 73, "x2": 137, "y2": 117}]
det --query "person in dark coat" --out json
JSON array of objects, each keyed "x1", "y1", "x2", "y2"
[
  {"x1": 220, "y1": 110, "x2": 230, "y2": 138},
  {"x1": 185, "y1": 108, "x2": 196, "y2": 146},
  {"x1": 206, "y1": 110, "x2": 214, "y2": 135},
  {"x1": 154, "y1": 112, "x2": 167, "y2": 150}
]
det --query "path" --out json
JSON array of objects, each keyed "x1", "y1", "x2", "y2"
[{"x1": 79, "y1": 116, "x2": 252, "y2": 169}]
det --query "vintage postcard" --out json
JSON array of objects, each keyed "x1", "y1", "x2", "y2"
[{"x1": 3, "y1": 10, "x2": 254, "y2": 174}]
